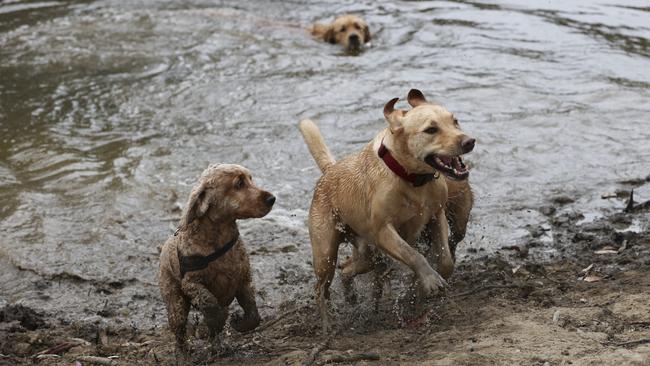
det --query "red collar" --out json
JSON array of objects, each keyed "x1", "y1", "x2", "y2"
[{"x1": 378, "y1": 139, "x2": 438, "y2": 187}]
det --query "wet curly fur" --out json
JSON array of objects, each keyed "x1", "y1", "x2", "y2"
[{"x1": 158, "y1": 164, "x2": 275, "y2": 364}]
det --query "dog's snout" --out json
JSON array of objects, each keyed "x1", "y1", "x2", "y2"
[
  {"x1": 461, "y1": 137, "x2": 476, "y2": 153},
  {"x1": 348, "y1": 34, "x2": 360, "y2": 47},
  {"x1": 264, "y1": 194, "x2": 276, "y2": 207}
]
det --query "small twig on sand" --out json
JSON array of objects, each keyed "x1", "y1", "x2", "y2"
[
  {"x1": 630, "y1": 200, "x2": 650, "y2": 212},
  {"x1": 623, "y1": 189, "x2": 650, "y2": 213},
  {"x1": 35, "y1": 354, "x2": 60, "y2": 361},
  {"x1": 624, "y1": 190, "x2": 635, "y2": 212},
  {"x1": 629, "y1": 321, "x2": 650, "y2": 327},
  {"x1": 452, "y1": 284, "x2": 526, "y2": 298},
  {"x1": 253, "y1": 304, "x2": 310, "y2": 333},
  {"x1": 76, "y1": 356, "x2": 119, "y2": 365},
  {"x1": 319, "y1": 350, "x2": 380, "y2": 364},
  {"x1": 120, "y1": 340, "x2": 160, "y2": 348},
  {"x1": 33, "y1": 342, "x2": 82, "y2": 357},
  {"x1": 302, "y1": 337, "x2": 332, "y2": 366},
  {"x1": 612, "y1": 338, "x2": 650, "y2": 348}
]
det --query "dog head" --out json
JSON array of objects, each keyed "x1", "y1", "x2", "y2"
[
  {"x1": 322, "y1": 14, "x2": 371, "y2": 52},
  {"x1": 179, "y1": 164, "x2": 275, "y2": 228},
  {"x1": 383, "y1": 89, "x2": 475, "y2": 181}
]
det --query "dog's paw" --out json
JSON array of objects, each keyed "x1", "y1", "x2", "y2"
[
  {"x1": 418, "y1": 271, "x2": 447, "y2": 296},
  {"x1": 230, "y1": 312, "x2": 261, "y2": 333}
]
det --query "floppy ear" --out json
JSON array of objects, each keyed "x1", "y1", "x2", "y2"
[
  {"x1": 323, "y1": 27, "x2": 336, "y2": 44},
  {"x1": 179, "y1": 182, "x2": 210, "y2": 229},
  {"x1": 383, "y1": 97, "x2": 405, "y2": 134},
  {"x1": 363, "y1": 24, "x2": 371, "y2": 42},
  {"x1": 407, "y1": 89, "x2": 427, "y2": 107}
]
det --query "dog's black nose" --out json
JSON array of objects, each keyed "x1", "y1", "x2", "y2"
[
  {"x1": 348, "y1": 34, "x2": 360, "y2": 47},
  {"x1": 461, "y1": 137, "x2": 476, "y2": 153},
  {"x1": 265, "y1": 195, "x2": 276, "y2": 207}
]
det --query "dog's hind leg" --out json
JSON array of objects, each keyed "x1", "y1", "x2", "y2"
[
  {"x1": 426, "y1": 210, "x2": 454, "y2": 279},
  {"x1": 340, "y1": 236, "x2": 374, "y2": 277},
  {"x1": 371, "y1": 255, "x2": 390, "y2": 312},
  {"x1": 161, "y1": 280, "x2": 191, "y2": 365},
  {"x1": 309, "y1": 206, "x2": 343, "y2": 334},
  {"x1": 445, "y1": 179, "x2": 473, "y2": 260},
  {"x1": 340, "y1": 236, "x2": 375, "y2": 304}
]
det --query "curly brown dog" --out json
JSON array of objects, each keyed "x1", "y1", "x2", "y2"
[
  {"x1": 158, "y1": 164, "x2": 275, "y2": 364},
  {"x1": 310, "y1": 14, "x2": 371, "y2": 52},
  {"x1": 299, "y1": 89, "x2": 475, "y2": 332}
]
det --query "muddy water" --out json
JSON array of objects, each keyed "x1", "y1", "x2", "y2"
[{"x1": 1, "y1": 0, "x2": 649, "y2": 328}]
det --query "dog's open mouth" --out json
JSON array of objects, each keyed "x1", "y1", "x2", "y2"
[{"x1": 425, "y1": 155, "x2": 469, "y2": 181}]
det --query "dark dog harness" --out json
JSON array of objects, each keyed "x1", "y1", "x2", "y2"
[
  {"x1": 178, "y1": 232, "x2": 239, "y2": 278},
  {"x1": 378, "y1": 140, "x2": 438, "y2": 187}
]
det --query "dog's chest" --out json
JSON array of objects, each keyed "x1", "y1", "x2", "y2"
[
  {"x1": 392, "y1": 182, "x2": 446, "y2": 223},
  {"x1": 400, "y1": 196, "x2": 427, "y2": 217},
  {"x1": 185, "y1": 246, "x2": 247, "y2": 305}
]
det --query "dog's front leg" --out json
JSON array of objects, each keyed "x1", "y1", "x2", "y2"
[
  {"x1": 374, "y1": 223, "x2": 446, "y2": 296},
  {"x1": 231, "y1": 281, "x2": 261, "y2": 332},
  {"x1": 340, "y1": 236, "x2": 375, "y2": 304},
  {"x1": 426, "y1": 210, "x2": 454, "y2": 279},
  {"x1": 181, "y1": 280, "x2": 228, "y2": 339}
]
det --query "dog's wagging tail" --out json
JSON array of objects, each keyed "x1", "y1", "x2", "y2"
[{"x1": 299, "y1": 119, "x2": 336, "y2": 173}]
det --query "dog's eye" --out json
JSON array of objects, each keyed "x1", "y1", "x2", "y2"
[
  {"x1": 453, "y1": 118, "x2": 459, "y2": 127},
  {"x1": 340, "y1": 26, "x2": 346, "y2": 32},
  {"x1": 235, "y1": 177, "x2": 246, "y2": 189},
  {"x1": 424, "y1": 127, "x2": 438, "y2": 134},
  {"x1": 354, "y1": 23, "x2": 360, "y2": 30}
]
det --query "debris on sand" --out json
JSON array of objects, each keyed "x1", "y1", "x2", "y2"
[
  {"x1": 583, "y1": 275, "x2": 603, "y2": 283},
  {"x1": 624, "y1": 190, "x2": 650, "y2": 213},
  {"x1": 552, "y1": 310, "x2": 560, "y2": 323},
  {"x1": 594, "y1": 246, "x2": 619, "y2": 255},
  {"x1": 625, "y1": 190, "x2": 635, "y2": 212},
  {"x1": 33, "y1": 339, "x2": 90, "y2": 358},
  {"x1": 75, "y1": 355, "x2": 119, "y2": 365},
  {"x1": 551, "y1": 195, "x2": 575, "y2": 205},
  {"x1": 1, "y1": 181, "x2": 649, "y2": 365}
]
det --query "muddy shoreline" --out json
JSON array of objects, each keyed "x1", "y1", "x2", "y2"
[
  {"x1": 2, "y1": 179, "x2": 649, "y2": 365},
  {"x1": 2, "y1": 1, "x2": 650, "y2": 364}
]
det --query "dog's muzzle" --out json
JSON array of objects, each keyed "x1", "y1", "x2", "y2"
[
  {"x1": 425, "y1": 154, "x2": 470, "y2": 181},
  {"x1": 348, "y1": 34, "x2": 361, "y2": 49},
  {"x1": 265, "y1": 195, "x2": 276, "y2": 207}
]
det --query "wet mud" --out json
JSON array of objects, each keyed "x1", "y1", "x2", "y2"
[
  {"x1": 1, "y1": 0, "x2": 650, "y2": 365},
  {"x1": 2, "y1": 178, "x2": 649, "y2": 365}
]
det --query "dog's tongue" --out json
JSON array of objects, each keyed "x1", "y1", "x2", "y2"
[{"x1": 440, "y1": 157, "x2": 453, "y2": 165}]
